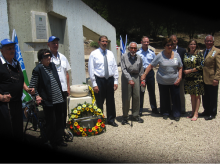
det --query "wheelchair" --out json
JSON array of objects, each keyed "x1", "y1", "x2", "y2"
[{"x1": 23, "y1": 97, "x2": 73, "y2": 143}]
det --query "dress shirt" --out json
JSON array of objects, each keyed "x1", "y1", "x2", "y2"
[
  {"x1": 121, "y1": 52, "x2": 144, "y2": 81},
  {"x1": 88, "y1": 47, "x2": 119, "y2": 87},
  {"x1": 172, "y1": 45, "x2": 178, "y2": 52},
  {"x1": 136, "y1": 47, "x2": 155, "y2": 69},
  {"x1": 50, "y1": 52, "x2": 71, "y2": 92},
  {"x1": 204, "y1": 48, "x2": 211, "y2": 58}
]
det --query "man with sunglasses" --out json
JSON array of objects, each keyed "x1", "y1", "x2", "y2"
[
  {"x1": 47, "y1": 36, "x2": 71, "y2": 136},
  {"x1": 0, "y1": 39, "x2": 34, "y2": 143}
]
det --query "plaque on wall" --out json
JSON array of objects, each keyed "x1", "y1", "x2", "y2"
[{"x1": 31, "y1": 11, "x2": 48, "y2": 42}]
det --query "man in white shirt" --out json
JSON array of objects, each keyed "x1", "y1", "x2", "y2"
[
  {"x1": 47, "y1": 36, "x2": 71, "y2": 136},
  {"x1": 88, "y1": 35, "x2": 119, "y2": 127}
]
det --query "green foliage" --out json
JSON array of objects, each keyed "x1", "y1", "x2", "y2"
[{"x1": 90, "y1": 41, "x2": 99, "y2": 48}]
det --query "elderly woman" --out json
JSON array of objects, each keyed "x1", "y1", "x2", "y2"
[
  {"x1": 141, "y1": 38, "x2": 183, "y2": 121},
  {"x1": 183, "y1": 40, "x2": 204, "y2": 121},
  {"x1": 29, "y1": 49, "x2": 67, "y2": 148}
]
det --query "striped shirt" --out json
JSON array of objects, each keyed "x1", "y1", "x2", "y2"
[{"x1": 30, "y1": 63, "x2": 63, "y2": 104}]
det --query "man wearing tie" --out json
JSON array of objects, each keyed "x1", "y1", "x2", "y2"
[
  {"x1": 200, "y1": 35, "x2": 220, "y2": 120},
  {"x1": 88, "y1": 35, "x2": 119, "y2": 127}
]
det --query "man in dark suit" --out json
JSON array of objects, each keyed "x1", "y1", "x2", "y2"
[
  {"x1": 170, "y1": 35, "x2": 186, "y2": 114},
  {"x1": 200, "y1": 35, "x2": 220, "y2": 120}
]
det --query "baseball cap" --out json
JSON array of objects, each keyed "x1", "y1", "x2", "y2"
[
  {"x1": 0, "y1": 39, "x2": 16, "y2": 49},
  {"x1": 48, "y1": 36, "x2": 60, "y2": 42}
]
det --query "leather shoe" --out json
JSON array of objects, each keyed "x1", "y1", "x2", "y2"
[
  {"x1": 163, "y1": 115, "x2": 168, "y2": 120},
  {"x1": 121, "y1": 119, "x2": 129, "y2": 125},
  {"x1": 174, "y1": 117, "x2": 180, "y2": 121},
  {"x1": 198, "y1": 112, "x2": 209, "y2": 116},
  {"x1": 139, "y1": 112, "x2": 143, "y2": 116},
  {"x1": 152, "y1": 110, "x2": 159, "y2": 114},
  {"x1": 205, "y1": 115, "x2": 215, "y2": 120},
  {"x1": 109, "y1": 121, "x2": 118, "y2": 127},
  {"x1": 133, "y1": 116, "x2": 144, "y2": 123}
]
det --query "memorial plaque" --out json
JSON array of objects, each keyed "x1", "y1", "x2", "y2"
[{"x1": 35, "y1": 15, "x2": 47, "y2": 39}]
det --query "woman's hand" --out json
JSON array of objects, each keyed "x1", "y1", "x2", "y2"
[
  {"x1": 141, "y1": 74, "x2": 146, "y2": 81},
  {"x1": 174, "y1": 78, "x2": 181, "y2": 86},
  {"x1": 1, "y1": 94, "x2": 11, "y2": 102},
  {"x1": 36, "y1": 95, "x2": 43, "y2": 105}
]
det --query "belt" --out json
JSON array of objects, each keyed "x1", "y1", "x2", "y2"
[
  {"x1": 95, "y1": 75, "x2": 113, "y2": 79},
  {"x1": 130, "y1": 73, "x2": 139, "y2": 75}
]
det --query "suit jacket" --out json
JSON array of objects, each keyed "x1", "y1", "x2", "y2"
[
  {"x1": 203, "y1": 46, "x2": 220, "y2": 85},
  {"x1": 177, "y1": 46, "x2": 186, "y2": 79}
]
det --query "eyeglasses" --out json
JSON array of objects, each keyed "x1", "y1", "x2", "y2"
[
  {"x1": 101, "y1": 41, "x2": 108, "y2": 43},
  {"x1": 130, "y1": 47, "x2": 137, "y2": 50}
]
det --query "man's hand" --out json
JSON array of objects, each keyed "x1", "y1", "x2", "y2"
[
  {"x1": 1, "y1": 94, "x2": 11, "y2": 102},
  {"x1": 141, "y1": 74, "x2": 146, "y2": 81},
  {"x1": 174, "y1": 78, "x2": 181, "y2": 86},
  {"x1": 114, "y1": 84, "x2": 118, "y2": 91},
  {"x1": 129, "y1": 80, "x2": 135, "y2": 87},
  {"x1": 67, "y1": 87, "x2": 70, "y2": 96},
  {"x1": 183, "y1": 70, "x2": 191, "y2": 75},
  {"x1": 36, "y1": 95, "x2": 43, "y2": 105},
  {"x1": 93, "y1": 86, "x2": 99, "y2": 93},
  {"x1": 213, "y1": 79, "x2": 219, "y2": 86}
]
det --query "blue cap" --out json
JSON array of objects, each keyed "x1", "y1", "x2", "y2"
[
  {"x1": 0, "y1": 39, "x2": 16, "y2": 49},
  {"x1": 48, "y1": 36, "x2": 60, "y2": 42}
]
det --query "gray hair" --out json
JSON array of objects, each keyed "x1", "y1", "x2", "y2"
[
  {"x1": 205, "y1": 35, "x2": 214, "y2": 41},
  {"x1": 170, "y1": 35, "x2": 178, "y2": 40},
  {"x1": 128, "y1": 42, "x2": 138, "y2": 48}
]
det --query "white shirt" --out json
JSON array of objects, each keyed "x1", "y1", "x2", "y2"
[
  {"x1": 88, "y1": 47, "x2": 119, "y2": 87},
  {"x1": 51, "y1": 52, "x2": 71, "y2": 92}
]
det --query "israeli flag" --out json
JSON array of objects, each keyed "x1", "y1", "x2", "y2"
[{"x1": 120, "y1": 35, "x2": 127, "y2": 56}]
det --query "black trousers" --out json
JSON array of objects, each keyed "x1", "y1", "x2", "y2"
[
  {"x1": 202, "y1": 84, "x2": 219, "y2": 116},
  {"x1": 158, "y1": 83, "x2": 181, "y2": 117},
  {"x1": 43, "y1": 103, "x2": 64, "y2": 144},
  {"x1": 62, "y1": 91, "x2": 68, "y2": 128},
  {"x1": 0, "y1": 101, "x2": 23, "y2": 141},
  {"x1": 94, "y1": 76, "x2": 116, "y2": 123},
  {"x1": 140, "y1": 69, "x2": 157, "y2": 112}
]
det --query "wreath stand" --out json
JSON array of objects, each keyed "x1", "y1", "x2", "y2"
[{"x1": 67, "y1": 84, "x2": 106, "y2": 137}]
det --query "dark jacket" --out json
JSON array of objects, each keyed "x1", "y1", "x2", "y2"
[
  {"x1": 32, "y1": 62, "x2": 64, "y2": 106},
  {"x1": 177, "y1": 47, "x2": 186, "y2": 79}
]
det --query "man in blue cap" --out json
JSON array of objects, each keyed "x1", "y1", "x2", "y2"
[
  {"x1": 47, "y1": 36, "x2": 71, "y2": 138},
  {"x1": 0, "y1": 39, "x2": 34, "y2": 142}
]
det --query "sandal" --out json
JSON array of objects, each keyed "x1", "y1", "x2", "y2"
[{"x1": 191, "y1": 116, "x2": 198, "y2": 121}]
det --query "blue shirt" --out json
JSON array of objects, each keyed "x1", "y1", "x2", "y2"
[{"x1": 136, "y1": 47, "x2": 155, "y2": 69}]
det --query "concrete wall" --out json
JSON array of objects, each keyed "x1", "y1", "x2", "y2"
[{"x1": 1, "y1": 0, "x2": 116, "y2": 85}]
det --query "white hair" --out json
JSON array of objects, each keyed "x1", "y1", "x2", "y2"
[
  {"x1": 205, "y1": 35, "x2": 214, "y2": 41},
  {"x1": 128, "y1": 42, "x2": 138, "y2": 48}
]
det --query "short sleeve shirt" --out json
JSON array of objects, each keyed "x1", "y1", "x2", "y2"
[{"x1": 151, "y1": 51, "x2": 183, "y2": 85}]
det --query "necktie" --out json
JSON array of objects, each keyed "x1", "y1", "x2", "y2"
[
  {"x1": 103, "y1": 51, "x2": 109, "y2": 79},
  {"x1": 204, "y1": 49, "x2": 209, "y2": 59}
]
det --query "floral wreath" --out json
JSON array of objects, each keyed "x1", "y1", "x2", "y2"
[{"x1": 67, "y1": 86, "x2": 106, "y2": 137}]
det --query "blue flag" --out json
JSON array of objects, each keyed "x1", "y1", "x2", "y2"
[
  {"x1": 12, "y1": 29, "x2": 32, "y2": 103},
  {"x1": 120, "y1": 35, "x2": 127, "y2": 56}
]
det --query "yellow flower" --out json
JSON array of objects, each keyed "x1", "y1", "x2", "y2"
[
  {"x1": 96, "y1": 122, "x2": 101, "y2": 126},
  {"x1": 99, "y1": 128, "x2": 102, "y2": 132},
  {"x1": 82, "y1": 132, "x2": 87, "y2": 137},
  {"x1": 77, "y1": 106, "x2": 82, "y2": 110},
  {"x1": 88, "y1": 105, "x2": 92, "y2": 108},
  {"x1": 74, "y1": 122, "x2": 78, "y2": 126},
  {"x1": 75, "y1": 115, "x2": 78, "y2": 118},
  {"x1": 82, "y1": 104, "x2": 87, "y2": 108},
  {"x1": 97, "y1": 108, "x2": 101, "y2": 113},
  {"x1": 93, "y1": 106, "x2": 97, "y2": 110},
  {"x1": 68, "y1": 118, "x2": 72, "y2": 122},
  {"x1": 90, "y1": 108, "x2": 94, "y2": 112},
  {"x1": 92, "y1": 127, "x2": 96, "y2": 131},
  {"x1": 71, "y1": 114, "x2": 75, "y2": 118},
  {"x1": 86, "y1": 107, "x2": 90, "y2": 111},
  {"x1": 73, "y1": 110, "x2": 77, "y2": 114},
  {"x1": 79, "y1": 127, "x2": 83, "y2": 132},
  {"x1": 77, "y1": 111, "x2": 81, "y2": 115}
]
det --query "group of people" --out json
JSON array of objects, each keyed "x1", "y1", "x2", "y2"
[
  {"x1": 0, "y1": 33, "x2": 219, "y2": 148},
  {"x1": 88, "y1": 34, "x2": 220, "y2": 128},
  {"x1": 0, "y1": 36, "x2": 71, "y2": 149}
]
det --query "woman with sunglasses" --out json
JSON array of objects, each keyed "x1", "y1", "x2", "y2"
[
  {"x1": 141, "y1": 38, "x2": 183, "y2": 121},
  {"x1": 29, "y1": 49, "x2": 67, "y2": 148}
]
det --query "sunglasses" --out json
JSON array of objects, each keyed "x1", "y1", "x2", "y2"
[
  {"x1": 166, "y1": 44, "x2": 173, "y2": 47},
  {"x1": 42, "y1": 54, "x2": 52, "y2": 58}
]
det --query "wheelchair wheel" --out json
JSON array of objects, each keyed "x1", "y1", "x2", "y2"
[{"x1": 64, "y1": 130, "x2": 73, "y2": 142}]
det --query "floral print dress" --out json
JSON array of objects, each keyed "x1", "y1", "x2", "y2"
[{"x1": 183, "y1": 51, "x2": 204, "y2": 96}]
